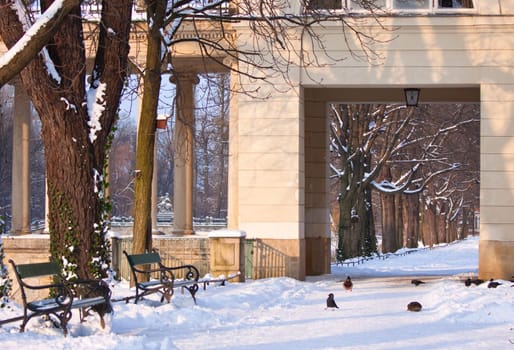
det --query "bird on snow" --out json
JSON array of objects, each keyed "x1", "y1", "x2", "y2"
[
  {"x1": 343, "y1": 276, "x2": 353, "y2": 291},
  {"x1": 487, "y1": 279, "x2": 502, "y2": 288},
  {"x1": 411, "y1": 279, "x2": 425, "y2": 286},
  {"x1": 472, "y1": 278, "x2": 484, "y2": 286},
  {"x1": 407, "y1": 301, "x2": 422, "y2": 312},
  {"x1": 465, "y1": 277, "x2": 484, "y2": 286},
  {"x1": 326, "y1": 293, "x2": 339, "y2": 309}
]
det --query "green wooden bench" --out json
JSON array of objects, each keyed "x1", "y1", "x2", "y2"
[
  {"x1": 9, "y1": 259, "x2": 112, "y2": 336},
  {"x1": 123, "y1": 250, "x2": 200, "y2": 304}
]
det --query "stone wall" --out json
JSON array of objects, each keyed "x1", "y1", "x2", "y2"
[
  {"x1": 113, "y1": 235, "x2": 211, "y2": 280},
  {"x1": 3, "y1": 231, "x2": 247, "y2": 304},
  {"x1": 3, "y1": 235, "x2": 51, "y2": 303}
]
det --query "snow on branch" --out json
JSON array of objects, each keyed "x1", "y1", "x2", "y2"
[{"x1": 0, "y1": 0, "x2": 78, "y2": 87}]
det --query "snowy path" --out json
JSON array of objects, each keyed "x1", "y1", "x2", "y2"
[{"x1": 0, "y1": 236, "x2": 512, "y2": 349}]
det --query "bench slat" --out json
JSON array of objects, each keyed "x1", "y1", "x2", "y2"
[
  {"x1": 139, "y1": 280, "x2": 170, "y2": 289},
  {"x1": 174, "y1": 279, "x2": 198, "y2": 287},
  {"x1": 71, "y1": 296, "x2": 106, "y2": 309},
  {"x1": 127, "y1": 252, "x2": 161, "y2": 266},
  {"x1": 16, "y1": 261, "x2": 60, "y2": 279},
  {"x1": 27, "y1": 296, "x2": 106, "y2": 312},
  {"x1": 27, "y1": 298, "x2": 69, "y2": 312}
]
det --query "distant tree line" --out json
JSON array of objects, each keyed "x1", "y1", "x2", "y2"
[{"x1": 330, "y1": 103, "x2": 479, "y2": 261}]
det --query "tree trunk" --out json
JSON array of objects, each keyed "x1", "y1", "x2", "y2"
[
  {"x1": 394, "y1": 193, "x2": 403, "y2": 251},
  {"x1": 437, "y1": 207, "x2": 446, "y2": 243},
  {"x1": 380, "y1": 193, "x2": 396, "y2": 253},
  {"x1": 461, "y1": 208, "x2": 468, "y2": 239},
  {"x1": 132, "y1": 1, "x2": 166, "y2": 284},
  {"x1": 337, "y1": 194, "x2": 354, "y2": 261},
  {"x1": 0, "y1": 2, "x2": 132, "y2": 280},
  {"x1": 361, "y1": 188, "x2": 377, "y2": 256},
  {"x1": 421, "y1": 203, "x2": 437, "y2": 247},
  {"x1": 402, "y1": 194, "x2": 420, "y2": 248}
]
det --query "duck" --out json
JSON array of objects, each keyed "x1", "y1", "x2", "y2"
[
  {"x1": 487, "y1": 279, "x2": 502, "y2": 288},
  {"x1": 343, "y1": 276, "x2": 353, "y2": 291},
  {"x1": 411, "y1": 279, "x2": 425, "y2": 286},
  {"x1": 472, "y1": 278, "x2": 484, "y2": 286},
  {"x1": 407, "y1": 301, "x2": 422, "y2": 312}
]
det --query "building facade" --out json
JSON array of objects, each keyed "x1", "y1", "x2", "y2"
[
  {"x1": 228, "y1": 0, "x2": 514, "y2": 280},
  {"x1": 3, "y1": 0, "x2": 514, "y2": 281}
]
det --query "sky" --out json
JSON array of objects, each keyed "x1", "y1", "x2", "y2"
[{"x1": 0, "y1": 235, "x2": 512, "y2": 350}]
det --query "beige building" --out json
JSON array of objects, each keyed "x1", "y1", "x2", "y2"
[
  {"x1": 4, "y1": 0, "x2": 514, "y2": 281},
  {"x1": 226, "y1": 0, "x2": 514, "y2": 280}
]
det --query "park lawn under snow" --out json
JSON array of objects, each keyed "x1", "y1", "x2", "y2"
[{"x1": 0, "y1": 236, "x2": 512, "y2": 349}]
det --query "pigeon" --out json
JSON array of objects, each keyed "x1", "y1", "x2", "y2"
[
  {"x1": 487, "y1": 279, "x2": 502, "y2": 288},
  {"x1": 407, "y1": 301, "x2": 422, "y2": 312},
  {"x1": 411, "y1": 279, "x2": 425, "y2": 286},
  {"x1": 326, "y1": 293, "x2": 339, "y2": 309},
  {"x1": 343, "y1": 276, "x2": 353, "y2": 291},
  {"x1": 465, "y1": 277, "x2": 484, "y2": 286},
  {"x1": 472, "y1": 278, "x2": 484, "y2": 286}
]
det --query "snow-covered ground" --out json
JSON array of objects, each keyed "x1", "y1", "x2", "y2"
[{"x1": 0, "y1": 236, "x2": 512, "y2": 349}]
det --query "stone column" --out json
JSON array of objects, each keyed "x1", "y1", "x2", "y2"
[
  {"x1": 11, "y1": 84, "x2": 31, "y2": 235},
  {"x1": 171, "y1": 72, "x2": 199, "y2": 235},
  {"x1": 226, "y1": 60, "x2": 239, "y2": 230}
]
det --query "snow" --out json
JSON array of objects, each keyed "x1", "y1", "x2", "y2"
[
  {"x1": 0, "y1": 0, "x2": 65, "y2": 82},
  {"x1": 208, "y1": 229, "x2": 246, "y2": 238},
  {"x1": 86, "y1": 81, "x2": 107, "y2": 143},
  {"x1": 0, "y1": 236, "x2": 512, "y2": 349}
]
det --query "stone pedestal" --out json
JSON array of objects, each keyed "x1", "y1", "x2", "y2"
[{"x1": 208, "y1": 230, "x2": 245, "y2": 282}]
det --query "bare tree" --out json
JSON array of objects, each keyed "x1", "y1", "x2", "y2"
[
  {"x1": 109, "y1": 115, "x2": 137, "y2": 218},
  {"x1": 194, "y1": 74, "x2": 229, "y2": 218},
  {"x1": 0, "y1": 1, "x2": 133, "y2": 283},
  {"x1": 414, "y1": 104, "x2": 480, "y2": 247},
  {"x1": 131, "y1": 0, "x2": 389, "y2": 257},
  {"x1": 330, "y1": 103, "x2": 478, "y2": 259}
]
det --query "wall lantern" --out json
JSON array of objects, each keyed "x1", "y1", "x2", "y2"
[
  {"x1": 404, "y1": 88, "x2": 420, "y2": 107},
  {"x1": 156, "y1": 114, "x2": 169, "y2": 129}
]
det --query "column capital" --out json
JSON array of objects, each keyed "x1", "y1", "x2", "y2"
[{"x1": 169, "y1": 71, "x2": 200, "y2": 85}]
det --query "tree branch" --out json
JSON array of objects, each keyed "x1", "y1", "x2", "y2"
[{"x1": 0, "y1": 0, "x2": 80, "y2": 87}]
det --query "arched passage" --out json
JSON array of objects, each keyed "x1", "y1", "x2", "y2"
[{"x1": 303, "y1": 86, "x2": 481, "y2": 275}]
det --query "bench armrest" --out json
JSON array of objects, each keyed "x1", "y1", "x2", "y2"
[
  {"x1": 160, "y1": 264, "x2": 200, "y2": 282},
  {"x1": 24, "y1": 283, "x2": 74, "y2": 311}
]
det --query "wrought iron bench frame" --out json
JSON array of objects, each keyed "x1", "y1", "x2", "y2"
[
  {"x1": 8, "y1": 259, "x2": 112, "y2": 336},
  {"x1": 123, "y1": 250, "x2": 200, "y2": 304}
]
